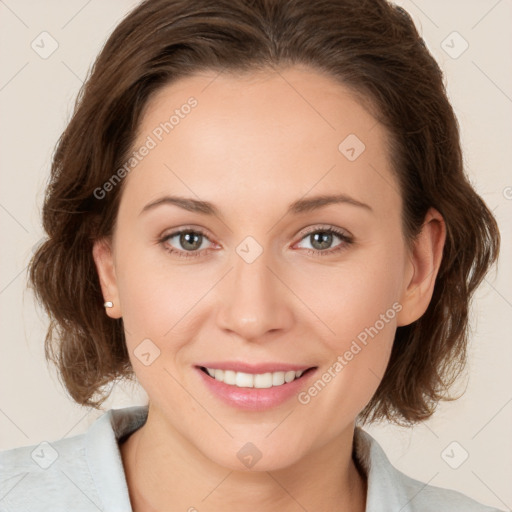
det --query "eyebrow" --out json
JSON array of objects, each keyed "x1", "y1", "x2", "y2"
[{"x1": 138, "y1": 193, "x2": 373, "y2": 218}]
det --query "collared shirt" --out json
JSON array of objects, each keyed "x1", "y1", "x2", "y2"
[{"x1": 0, "y1": 405, "x2": 503, "y2": 511}]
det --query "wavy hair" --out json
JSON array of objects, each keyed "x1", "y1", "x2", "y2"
[{"x1": 28, "y1": 0, "x2": 500, "y2": 425}]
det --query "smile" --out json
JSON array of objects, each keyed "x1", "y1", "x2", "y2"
[
  {"x1": 200, "y1": 367, "x2": 311, "y2": 388},
  {"x1": 196, "y1": 364, "x2": 318, "y2": 410}
]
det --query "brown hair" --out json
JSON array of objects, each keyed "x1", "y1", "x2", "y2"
[{"x1": 28, "y1": 0, "x2": 500, "y2": 425}]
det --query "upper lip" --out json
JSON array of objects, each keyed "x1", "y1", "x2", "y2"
[{"x1": 197, "y1": 361, "x2": 316, "y2": 374}]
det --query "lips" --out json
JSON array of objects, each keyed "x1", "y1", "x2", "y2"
[{"x1": 195, "y1": 364, "x2": 318, "y2": 410}]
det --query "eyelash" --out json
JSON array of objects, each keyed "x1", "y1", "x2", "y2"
[{"x1": 159, "y1": 226, "x2": 353, "y2": 259}]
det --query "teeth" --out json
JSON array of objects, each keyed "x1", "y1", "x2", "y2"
[
  {"x1": 272, "y1": 372, "x2": 285, "y2": 386},
  {"x1": 235, "y1": 372, "x2": 254, "y2": 388},
  {"x1": 204, "y1": 368, "x2": 306, "y2": 388},
  {"x1": 224, "y1": 370, "x2": 236, "y2": 385},
  {"x1": 284, "y1": 370, "x2": 296, "y2": 383}
]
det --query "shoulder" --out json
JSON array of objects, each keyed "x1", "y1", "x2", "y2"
[
  {"x1": 354, "y1": 427, "x2": 505, "y2": 512},
  {"x1": 392, "y1": 464, "x2": 502, "y2": 512},
  {"x1": 0, "y1": 432, "x2": 98, "y2": 512},
  {"x1": 0, "y1": 406, "x2": 147, "y2": 512}
]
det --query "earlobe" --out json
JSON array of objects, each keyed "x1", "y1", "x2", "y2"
[
  {"x1": 396, "y1": 208, "x2": 446, "y2": 327},
  {"x1": 92, "y1": 237, "x2": 122, "y2": 319}
]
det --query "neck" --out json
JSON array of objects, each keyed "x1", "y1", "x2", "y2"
[{"x1": 120, "y1": 405, "x2": 367, "y2": 512}]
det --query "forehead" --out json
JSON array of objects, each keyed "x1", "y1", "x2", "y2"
[{"x1": 120, "y1": 66, "x2": 400, "y2": 222}]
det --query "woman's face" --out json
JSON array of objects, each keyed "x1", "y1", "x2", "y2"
[{"x1": 94, "y1": 65, "x2": 437, "y2": 470}]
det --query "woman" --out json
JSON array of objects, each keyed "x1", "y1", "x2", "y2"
[{"x1": 0, "y1": 0, "x2": 503, "y2": 510}]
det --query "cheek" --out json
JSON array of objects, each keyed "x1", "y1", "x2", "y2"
[
  {"x1": 114, "y1": 231, "x2": 190, "y2": 331},
  {"x1": 296, "y1": 275, "x2": 400, "y2": 433},
  {"x1": 299, "y1": 242, "x2": 403, "y2": 404},
  {"x1": 301, "y1": 239, "x2": 404, "y2": 348},
  {"x1": 114, "y1": 237, "x2": 217, "y2": 375}
]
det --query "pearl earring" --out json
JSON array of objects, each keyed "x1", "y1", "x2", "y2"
[{"x1": 104, "y1": 301, "x2": 114, "y2": 308}]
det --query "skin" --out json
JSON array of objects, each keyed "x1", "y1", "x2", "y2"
[{"x1": 93, "y1": 65, "x2": 446, "y2": 512}]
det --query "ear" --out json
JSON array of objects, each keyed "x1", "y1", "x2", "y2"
[
  {"x1": 396, "y1": 207, "x2": 446, "y2": 327},
  {"x1": 92, "y1": 237, "x2": 122, "y2": 319}
]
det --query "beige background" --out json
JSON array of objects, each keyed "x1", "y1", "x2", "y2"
[{"x1": 0, "y1": 0, "x2": 511, "y2": 509}]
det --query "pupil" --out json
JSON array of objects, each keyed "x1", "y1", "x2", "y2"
[
  {"x1": 312, "y1": 232, "x2": 332, "y2": 250},
  {"x1": 181, "y1": 232, "x2": 201, "y2": 251}
]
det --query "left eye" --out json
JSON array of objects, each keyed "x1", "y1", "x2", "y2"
[{"x1": 295, "y1": 228, "x2": 351, "y2": 253}]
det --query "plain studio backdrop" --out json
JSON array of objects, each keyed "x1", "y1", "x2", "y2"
[{"x1": 0, "y1": 0, "x2": 511, "y2": 509}]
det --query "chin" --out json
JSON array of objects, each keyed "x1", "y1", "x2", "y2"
[
  {"x1": 218, "y1": 450, "x2": 302, "y2": 473},
  {"x1": 198, "y1": 435, "x2": 310, "y2": 473}
]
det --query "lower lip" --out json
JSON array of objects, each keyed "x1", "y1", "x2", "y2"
[{"x1": 195, "y1": 367, "x2": 317, "y2": 411}]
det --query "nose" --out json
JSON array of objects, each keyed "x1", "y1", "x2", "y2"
[{"x1": 215, "y1": 244, "x2": 294, "y2": 342}]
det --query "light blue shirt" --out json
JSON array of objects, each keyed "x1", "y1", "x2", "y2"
[{"x1": 0, "y1": 405, "x2": 503, "y2": 511}]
